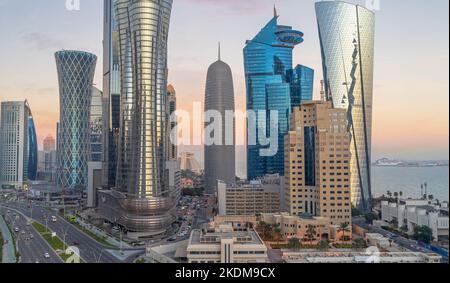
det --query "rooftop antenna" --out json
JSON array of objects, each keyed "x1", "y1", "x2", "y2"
[
  {"x1": 274, "y1": 4, "x2": 278, "y2": 17},
  {"x1": 218, "y1": 42, "x2": 221, "y2": 61}
]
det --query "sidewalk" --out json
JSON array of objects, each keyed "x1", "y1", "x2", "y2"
[
  {"x1": 75, "y1": 218, "x2": 133, "y2": 248},
  {"x1": 0, "y1": 215, "x2": 17, "y2": 263}
]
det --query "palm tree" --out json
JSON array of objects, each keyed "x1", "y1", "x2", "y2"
[
  {"x1": 273, "y1": 224, "x2": 282, "y2": 245},
  {"x1": 305, "y1": 225, "x2": 317, "y2": 246},
  {"x1": 318, "y1": 239, "x2": 329, "y2": 251},
  {"x1": 338, "y1": 223, "x2": 351, "y2": 242}
]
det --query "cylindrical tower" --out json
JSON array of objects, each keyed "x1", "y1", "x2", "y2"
[
  {"x1": 102, "y1": 0, "x2": 175, "y2": 236},
  {"x1": 55, "y1": 50, "x2": 97, "y2": 190},
  {"x1": 204, "y1": 47, "x2": 236, "y2": 194}
]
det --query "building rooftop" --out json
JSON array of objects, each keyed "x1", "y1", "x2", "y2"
[{"x1": 189, "y1": 225, "x2": 264, "y2": 246}]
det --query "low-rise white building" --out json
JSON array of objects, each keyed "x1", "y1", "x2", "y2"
[
  {"x1": 381, "y1": 200, "x2": 449, "y2": 241},
  {"x1": 186, "y1": 223, "x2": 268, "y2": 263},
  {"x1": 282, "y1": 251, "x2": 442, "y2": 263},
  {"x1": 365, "y1": 233, "x2": 391, "y2": 249}
]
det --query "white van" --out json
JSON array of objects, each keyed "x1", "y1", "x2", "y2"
[{"x1": 51, "y1": 216, "x2": 57, "y2": 222}]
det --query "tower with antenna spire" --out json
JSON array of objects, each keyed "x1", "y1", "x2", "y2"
[
  {"x1": 204, "y1": 45, "x2": 236, "y2": 194},
  {"x1": 244, "y1": 7, "x2": 314, "y2": 180}
]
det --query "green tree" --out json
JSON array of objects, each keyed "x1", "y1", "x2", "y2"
[
  {"x1": 273, "y1": 224, "x2": 282, "y2": 245},
  {"x1": 318, "y1": 239, "x2": 329, "y2": 251},
  {"x1": 338, "y1": 223, "x2": 351, "y2": 242},
  {"x1": 364, "y1": 213, "x2": 378, "y2": 225},
  {"x1": 352, "y1": 238, "x2": 367, "y2": 250},
  {"x1": 351, "y1": 206, "x2": 362, "y2": 217},
  {"x1": 288, "y1": 237, "x2": 301, "y2": 251},
  {"x1": 413, "y1": 226, "x2": 434, "y2": 244},
  {"x1": 305, "y1": 225, "x2": 317, "y2": 245}
]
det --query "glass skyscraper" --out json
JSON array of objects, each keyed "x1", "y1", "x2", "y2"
[
  {"x1": 90, "y1": 87, "x2": 103, "y2": 162},
  {"x1": 55, "y1": 50, "x2": 97, "y2": 190},
  {"x1": 316, "y1": 1, "x2": 375, "y2": 211},
  {"x1": 97, "y1": 0, "x2": 176, "y2": 237},
  {"x1": 244, "y1": 11, "x2": 313, "y2": 181},
  {"x1": 27, "y1": 114, "x2": 38, "y2": 181},
  {"x1": 103, "y1": 0, "x2": 121, "y2": 188}
]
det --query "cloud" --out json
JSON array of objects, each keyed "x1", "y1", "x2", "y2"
[{"x1": 20, "y1": 32, "x2": 64, "y2": 51}]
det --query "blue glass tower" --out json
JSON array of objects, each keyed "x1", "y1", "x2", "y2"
[
  {"x1": 287, "y1": 65, "x2": 314, "y2": 108},
  {"x1": 27, "y1": 113, "x2": 38, "y2": 181},
  {"x1": 244, "y1": 10, "x2": 313, "y2": 180}
]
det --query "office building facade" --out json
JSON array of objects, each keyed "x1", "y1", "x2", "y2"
[
  {"x1": 27, "y1": 114, "x2": 38, "y2": 180},
  {"x1": 90, "y1": 86, "x2": 104, "y2": 162},
  {"x1": 167, "y1": 84, "x2": 177, "y2": 161},
  {"x1": 285, "y1": 101, "x2": 352, "y2": 227},
  {"x1": 204, "y1": 49, "x2": 236, "y2": 194},
  {"x1": 315, "y1": 1, "x2": 375, "y2": 211},
  {"x1": 244, "y1": 11, "x2": 313, "y2": 181},
  {"x1": 217, "y1": 174, "x2": 283, "y2": 216},
  {"x1": 0, "y1": 101, "x2": 31, "y2": 189},
  {"x1": 103, "y1": 0, "x2": 121, "y2": 188},
  {"x1": 55, "y1": 50, "x2": 97, "y2": 190}
]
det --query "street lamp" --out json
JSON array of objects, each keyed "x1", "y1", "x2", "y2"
[{"x1": 60, "y1": 226, "x2": 70, "y2": 251}]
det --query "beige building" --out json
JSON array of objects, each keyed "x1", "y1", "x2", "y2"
[
  {"x1": 186, "y1": 223, "x2": 268, "y2": 263},
  {"x1": 261, "y1": 212, "x2": 337, "y2": 242},
  {"x1": 284, "y1": 101, "x2": 352, "y2": 227},
  {"x1": 217, "y1": 174, "x2": 283, "y2": 216}
]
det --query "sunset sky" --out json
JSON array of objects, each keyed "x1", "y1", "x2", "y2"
[{"x1": 0, "y1": 0, "x2": 448, "y2": 162}]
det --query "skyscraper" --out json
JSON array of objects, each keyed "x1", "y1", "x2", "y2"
[
  {"x1": 27, "y1": 113, "x2": 38, "y2": 181},
  {"x1": 244, "y1": 10, "x2": 313, "y2": 181},
  {"x1": 97, "y1": 0, "x2": 175, "y2": 238},
  {"x1": 55, "y1": 50, "x2": 97, "y2": 191},
  {"x1": 316, "y1": 1, "x2": 375, "y2": 211},
  {"x1": 43, "y1": 135, "x2": 57, "y2": 176},
  {"x1": 0, "y1": 101, "x2": 31, "y2": 189},
  {"x1": 90, "y1": 86, "x2": 103, "y2": 162},
  {"x1": 204, "y1": 46, "x2": 236, "y2": 194},
  {"x1": 167, "y1": 84, "x2": 177, "y2": 161},
  {"x1": 103, "y1": 0, "x2": 121, "y2": 188},
  {"x1": 285, "y1": 101, "x2": 352, "y2": 227}
]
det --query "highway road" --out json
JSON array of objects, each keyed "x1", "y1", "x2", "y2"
[
  {"x1": 2, "y1": 202, "x2": 143, "y2": 263},
  {"x1": 0, "y1": 206, "x2": 62, "y2": 263},
  {"x1": 353, "y1": 217, "x2": 434, "y2": 253}
]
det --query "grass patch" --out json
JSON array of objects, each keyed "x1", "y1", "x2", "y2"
[
  {"x1": 32, "y1": 221, "x2": 72, "y2": 262},
  {"x1": 66, "y1": 218, "x2": 115, "y2": 248}
]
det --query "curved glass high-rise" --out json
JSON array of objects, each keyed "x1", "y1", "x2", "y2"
[
  {"x1": 204, "y1": 47, "x2": 236, "y2": 194},
  {"x1": 98, "y1": 0, "x2": 175, "y2": 237},
  {"x1": 103, "y1": 0, "x2": 121, "y2": 188},
  {"x1": 244, "y1": 11, "x2": 313, "y2": 181},
  {"x1": 316, "y1": 1, "x2": 375, "y2": 211},
  {"x1": 55, "y1": 50, "x2": 97, "y2": 190},
  {"x1": 27, "y1": 109, "x2": 38, "y2": 181}
]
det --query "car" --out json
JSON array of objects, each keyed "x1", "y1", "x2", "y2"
[
  {"x1": 30, "y1": 234, "x2": 34, "y2": 239},
  {"x1": 14, "y1": 227, "x2": 19, "y2": 232},
  {"x1": 21, "y1": 230, "x2": 26, "y2": 235},
  {"x1": 44, "y1": 253, "x2": 50, "y2": 259},
  {"x1": 73, "y1": 241, "x2": 80, "y2": 246}
]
